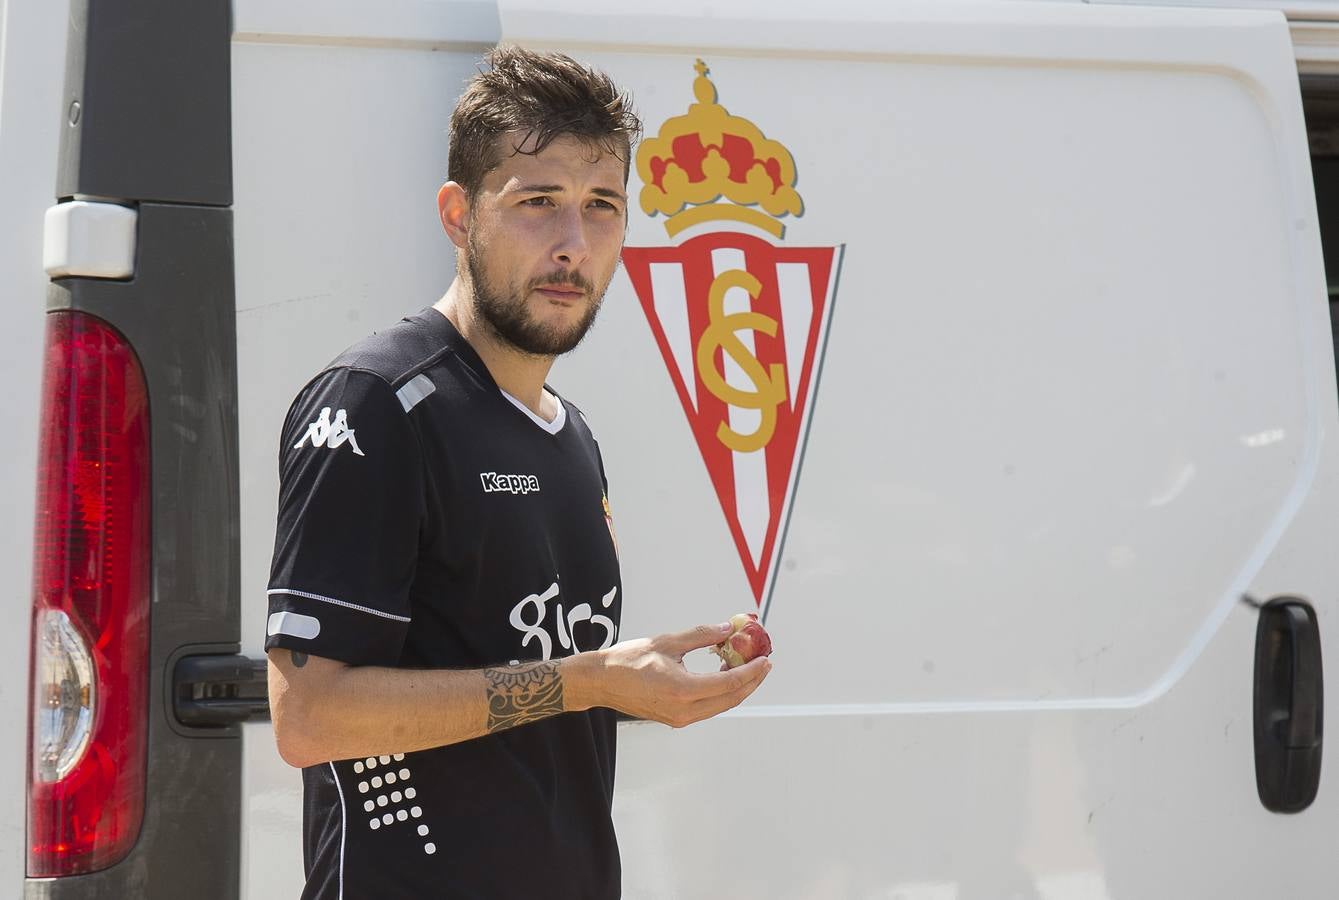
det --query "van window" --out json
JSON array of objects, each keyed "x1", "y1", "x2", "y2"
[{"x1": 1302, "y1": 77, "x2": 1339, "y2": 396}]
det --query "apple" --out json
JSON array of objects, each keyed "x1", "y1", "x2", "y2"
[{"x1": 712, "y1": 613, "x2": 772, "y2": 669}]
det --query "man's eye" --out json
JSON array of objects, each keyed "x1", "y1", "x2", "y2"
[
  {"x1": 523, "y1": 196, "x2": 554, "y2": 207},
  {"x1": 589, "y1": 199, "x2": 619, "y2": 211}
]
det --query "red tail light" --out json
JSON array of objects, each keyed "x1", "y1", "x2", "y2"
[{"x1": 28, "y1": 310, "x2": 151, "y2": 876}]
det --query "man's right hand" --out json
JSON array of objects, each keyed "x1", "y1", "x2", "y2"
[{"x1": 576, "y1": 622, "x2": 772, "y2": 727}]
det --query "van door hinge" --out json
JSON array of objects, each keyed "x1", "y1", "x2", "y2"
[
  {"x1": 43, "y1": 199, "x2": 138, "y2": 279},
  {"x1": 173, "y1": 654, "x2": 270, "y2": 726}
]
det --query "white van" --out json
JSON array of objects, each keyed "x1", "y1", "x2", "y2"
[{"x1": 5, "y1": 0, "x2": 1339, "y2": 896}]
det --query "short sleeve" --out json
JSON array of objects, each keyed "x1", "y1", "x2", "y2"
[{"x1": 265, "y1": 367, "x2": 424, "y2": 665}]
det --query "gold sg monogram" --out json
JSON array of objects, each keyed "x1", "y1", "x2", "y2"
[{"x1": 695, "y1": 270, "x2": 788, "y2": 453}]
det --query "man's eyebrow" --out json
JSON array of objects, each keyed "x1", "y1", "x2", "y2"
[{"x1": 511, "y1": 183, "x2": 627, "y2": 202}]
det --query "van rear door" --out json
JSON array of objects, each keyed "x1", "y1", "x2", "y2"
[{"x1": 515, "y1": 2, "x2": 1339, "y2": 896}]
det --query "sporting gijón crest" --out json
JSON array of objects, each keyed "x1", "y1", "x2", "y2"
[{"x1": 623, "y1": 59, "x2": 842, "y2": 618}]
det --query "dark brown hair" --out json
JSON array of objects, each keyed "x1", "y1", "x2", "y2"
[{"x1": 449, "y1": 46, "x2": 642, "y2": 200}]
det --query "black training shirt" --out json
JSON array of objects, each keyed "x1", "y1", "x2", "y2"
[{"x1": 265, "y1": 308, "x2": 623, "y2": 899}]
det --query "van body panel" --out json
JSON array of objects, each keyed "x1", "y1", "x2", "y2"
[
  {"x1": 532, "y1": 2, "x2": 1337, "y2": 895},
  {"x1": 513, "y1": 3, "x2": 1331, "y2": 685},
  {"x1": 0, "y1": 1, "x2": 70, "y2": 892},
  {"x1": 556, "y1": 42, "x2": 1318, "y2": 709},
  {"x1": 1098, "y1": 0, "x2": 1339, "y2": 20},
  {"x1": 231, "y1": 0, "x2": 502, "y2": 47}
]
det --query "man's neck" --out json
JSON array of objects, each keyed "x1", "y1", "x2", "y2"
[{"x1": 432, "y1": 283, "x2": 559, "y2": 422}]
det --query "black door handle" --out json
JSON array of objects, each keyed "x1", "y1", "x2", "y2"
[
  {"x1": 173, "y1": 654, "x2": 270, "y2": 726},
  {"x1": 1253, "y1": 597, "x2": 1324, "y2": 813}
]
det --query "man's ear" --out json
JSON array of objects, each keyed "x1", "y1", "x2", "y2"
[{"x1": 437, "y1": 181, "x2": 470, "y2": 250}]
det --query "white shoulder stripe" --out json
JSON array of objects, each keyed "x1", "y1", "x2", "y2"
[
  {"x1": 267, "y1": 610, "x2": 321, "y2": 639},
  {"x1": 267, "y1": 588, "x2": 412, "y2": 623},
  {"x1": 396, "y1": 373, "x2": 435, "y2": 413}
]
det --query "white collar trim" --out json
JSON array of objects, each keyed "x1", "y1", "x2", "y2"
[{"x1": 499, "y1": 388, "x2": 566, "y2": 435}]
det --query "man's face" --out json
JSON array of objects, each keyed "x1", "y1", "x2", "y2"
[{"x1": 464, "y1": 133, "x2": 628, "y2": 357}]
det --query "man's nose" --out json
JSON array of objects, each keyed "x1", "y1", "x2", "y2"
[{"x1": 551, "y1": 206, "x2": 590, "y2": 269}]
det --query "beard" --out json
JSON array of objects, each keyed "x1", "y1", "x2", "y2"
[{"x1": 466, "y1": 229, "x2": 609, "y2": 357}]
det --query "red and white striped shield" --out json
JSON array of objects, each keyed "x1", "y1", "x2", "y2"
[{"x1": 623, "y1": 231, "x2": 841, "y2": 618}]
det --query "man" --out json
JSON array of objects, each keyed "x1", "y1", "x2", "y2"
[{"x1": 264, "y1": 46, "x2": 772, "y2": 899}]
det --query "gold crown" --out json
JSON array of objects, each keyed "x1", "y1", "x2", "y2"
[{"x1": 638, "y1": 60, "x2": 803, "y2": 239}]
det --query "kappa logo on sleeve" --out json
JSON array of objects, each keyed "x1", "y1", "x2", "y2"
[
  {"x1": 480, "y1": 472, "x2": 541, "y2": 495},
  {"x1": 294, "y1": 407, "x2": 365, "y2": 457}
]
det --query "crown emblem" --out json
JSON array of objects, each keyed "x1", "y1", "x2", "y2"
[{"x1": 637, "y1": 60, "x2": 803, "y2": 239}]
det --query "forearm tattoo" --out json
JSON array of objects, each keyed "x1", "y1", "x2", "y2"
[
  {"x1": 290, "y1": 650, "x2": 308, "y2": 668},
  {"x1": 484, "y1": 661, "x2": 564, "y2": 733}
]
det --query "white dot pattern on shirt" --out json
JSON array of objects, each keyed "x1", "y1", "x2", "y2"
[
  {"x1": 424, "y1": 842, "x2": 436, "y2": 855},
  {"x1": 359, "y1": 758, "x2": 427, "y2": 836},
  {"x1": 353, "y1": 761, "x2": 364, "y2": 774}
]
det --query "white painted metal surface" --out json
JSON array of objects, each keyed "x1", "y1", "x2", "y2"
[
  {"x1": 231, "y1": 0, "x2": 500, "y2": 48},
  {"x1": 529, "y1": 1, "x2": 1339, "y2": 895},
  {"x1": 0, "y1": 0, "x2": 70, "y2": 893},
  {"x1": 1098, "y1": 0, "x2": 1339, "y2": 21},
  {"x1": 233, "y1": 0, "x2": 1339, "y2": 897},
  {"x1": 1094, "y1": 0, "x2": 1339, "y2": 73},
  {"x1": 42, "y1": 201, "x2": 137, "y2": 279}
]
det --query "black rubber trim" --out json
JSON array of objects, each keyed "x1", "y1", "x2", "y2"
[{"x1": 57, "y1": 0, "x2": 232, "y2": 205}]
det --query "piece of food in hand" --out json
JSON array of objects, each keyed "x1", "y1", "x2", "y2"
[{"x1": 711, "y1": 613, "x2": 772, "y2": 669}]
